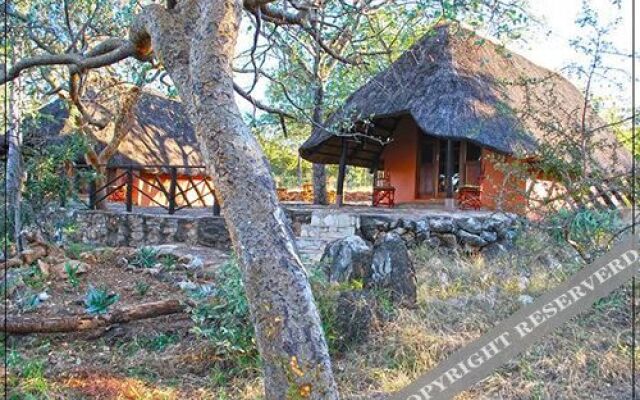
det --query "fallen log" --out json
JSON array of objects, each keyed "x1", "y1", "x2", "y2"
[
  {"x1": 2, "y1": 257, "x2": 23, "y2": 268},
  {"x1": 3, "y1": 299, "x2": 186, "y2": 334}
]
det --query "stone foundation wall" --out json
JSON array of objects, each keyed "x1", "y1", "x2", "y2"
[
  {"x1": 69, "y1": 209, "x2": 520, "y2": 256},
  {"x1": 70, "y1": 210, "x2": 231, "y2": 250},
  {"x1": 359, "y1": 213, "x2": 520, "y2": 253}
]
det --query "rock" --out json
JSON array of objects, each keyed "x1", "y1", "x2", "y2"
[
  {"x1": 37, "y1": 260, "x2": 51, "y2": 277},
  {"x1": 334, "y1": 291, "x2": 378, "y2": 352},
  {"x1": 116, "y1": 257, "x2": 129, "y2": 269},
  {"x1": 79, "y1": 252, "x2": 98, "y2": 264},
  {"x1": 429, "y1": 218, "x2": 455, "y2": 233},
  {"x1": 150, "y1": 244, "x2": 180, "y2": 257},
  {"x1": 457, "y1": 230, "x2": 487, "y2": 247},
  {"x1": 480, "y1": 230, "x2": 498, "y2": 243},
  {"x1": 504, "y1": 229, "x2": 518, "y2": 243},
  {"x1": 538, "y1": 252, "x2": 562, "y2": 269},
  {"x1": 415, "y1": 219, "x2": 430, "y2": 241},
  {"x1": 320, "y1": 236, "x2": 373, "y2": 283},
  {"x1": 481, "y1": 242, "x2": 507, "y2": 260},
  {"x1": 518, "y1": 294, "x2": 534, "y2": 305},
  {"x1": 360, "y1": 216, "x2": 392, "y2": 242},
  {"x1": 20, "y1": 246, "x2": 47, "y2": 265},
  {"x1": 186, "y1": 256, "x2": 204, "y2": 270},
  {"x1": 482, "y1": 217, "x2": 505, "y2": 233},
  {"x1": 456, "y1": 217, "x2": 483, "y2": 234},
  {"x1": 425, "y1": 236, "x2": 441, "y2": 248},
  {"x1": 370, "y1": 233, "x2": 417, "y2": 305},
  {"x1": 144, "y1": 267, "x2": 161, "y2": 276},
  {"x1": 435, "y1": 233, "x2": 457, "y2": 248},
  {"x1": 518, "y1": 277, "x2": 529, "y2": 291},
  {"x1": 178, "y1": 280, "x2": 198, "y2": 291},
  {"x1": 52, "y1": 260, "x2": 90, "y2": 279}
]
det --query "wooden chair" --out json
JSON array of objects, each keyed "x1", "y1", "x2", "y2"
[
  {"x1": 457, "y1": 185, "x2": 482, "y2": 210},
  {"x1": 372, "y1": 171, "x2": 395, "y2": 208}
]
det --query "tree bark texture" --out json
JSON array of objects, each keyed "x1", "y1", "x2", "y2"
[
  {"x1": 6, "y1": 77, "x2": 24, "y2": 251},
  {"x1": 131, "y1": 2, "x2": 338, "y2": 398},
  {"x1": 311, "y1": 65, "x2": 328, "y2": 205}
]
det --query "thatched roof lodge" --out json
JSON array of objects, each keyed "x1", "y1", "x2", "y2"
[
  {"x1": 24, "y1": 89, "x2": 202, "y2": 171},
  {"x1": 300, "y1": 23, "x2": 631, "y2": 210},
  {"x1": 23, "y1": 90, "x2": 217, "y2": 208}
]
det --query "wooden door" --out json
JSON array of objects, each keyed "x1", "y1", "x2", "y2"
[{"x1": 418, "y1": 138, "x2": 437, "y2": 198}]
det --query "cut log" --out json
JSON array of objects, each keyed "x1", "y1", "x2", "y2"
[
  {"x1": 3, "y1": 299, "x2": 185, "y2": 334},
  {"x1": 2, "y1": 257, "x2": 23, "y2": 268}
]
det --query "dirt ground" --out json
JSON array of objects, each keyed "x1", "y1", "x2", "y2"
[{"x1": 2, "y1": 231, "x2": 635, "y2": 400}]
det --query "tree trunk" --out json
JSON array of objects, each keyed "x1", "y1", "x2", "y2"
[
  {"x1": 312, "y1": 163, "x2": 328, "y2": 205},
  {"x1": 311, "y1": 83, "x2": 328, "y2": 205},
  {"x1": 133, "y1": 2, "x2": 338, "y2": 398},
  {"x1": 6, "y1": 76, "x2": 23, "y2": 251}
]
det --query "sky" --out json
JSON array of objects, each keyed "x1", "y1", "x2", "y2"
[{"x1": 234, "y1": 0, "x2": 635, "y2": 115}]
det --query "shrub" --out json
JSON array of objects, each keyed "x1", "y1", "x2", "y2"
[
  {"x1": 130, "y1": 247, "x2": 158, "y2": 269},
  {"x1": 84, "y1": 286, "x2": 119, "y2": 315},
  {"x1": 134, "y1": 281, "x2": 150, "y2": 297},
  {"x1": 547, "y1": 208, "x2": 620, "y2": 254},
  {"x1": 65, "y1": 262, "x2": 80, "y2": 289},
  {"x1": 190, "y1": 258, "x2": 259, "y2": 374}
]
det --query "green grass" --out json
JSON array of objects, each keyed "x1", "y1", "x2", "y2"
[{"x1": 65, "y1": 242, "x2": 94, "y2": 259}]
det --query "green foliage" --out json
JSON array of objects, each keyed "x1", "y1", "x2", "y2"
[
  {"x1": 84, "y1": 286, "x2": 119, "y2": 315},
  {"x1": 22, "y1": 265, "x2": 46, "y2": 290},
  {"x1": 130, "y1": 247, "x2": 158, "y2": 269},
  {"x1": 65, "y1": 242, "x2": 94, "y2": 259},
  {"x1": 190, "y1": 258, "x2": 259, "y2": 374},
  {"x1": 23, "y1": 133, "x2": 89, "y2": 210},
  {"x1": 65, "y1": 262, "x2": 81, "y2": 289},
  {"x1": 548, "y1": 208, "x2": 620, "y2": 251},
  {"x1": 159, "y1": 254, "x2": 178, "y2": 270},
  {"x1": 141, "y1": 333, "x2": 179, "y2": 352},
  {"x1": 134, "y1": 281, "x2": 150, "y2": 297}
]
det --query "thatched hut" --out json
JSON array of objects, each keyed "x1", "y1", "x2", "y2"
[
  {"x1": 300, "y1": 23, "x2": 632, "y2": 211},
  {"x1": 24, "y1": 89, "x2": 216, "y2": 208}
]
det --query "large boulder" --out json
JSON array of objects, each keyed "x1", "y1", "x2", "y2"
[
  {"x1": 370, "y1": 233, "x2": 417, "y2": 305},
  {"x1": 320, "y1": 236, "x2": 373, "y2": 283}
]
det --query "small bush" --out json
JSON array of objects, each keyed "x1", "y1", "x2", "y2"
[
  {"x1": 65, "y1": 262, "x2": 80, "y2": 289},
  {"x1": 130, "y1": 247, "x2": 158, "y2": 269},
  {"x1": 547, "y1": 208, "x2": 620, "y2": 254},
  {"x1": 190, "y1": 258, "x2": 259, "y2": 374},
  {"x1": 134, "y1": 281, "x2": 150, "y2": 297},
  {"x1": 65, "y1": 242, "x2": 94, "y2": 259},
  {"x1": 84, "y1": 286, "x2": 119, "y2": 315}
]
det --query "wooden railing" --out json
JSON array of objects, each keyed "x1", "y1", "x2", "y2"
[{"x1": 75, "y1": 164, "x2": 221, "y2": 215}]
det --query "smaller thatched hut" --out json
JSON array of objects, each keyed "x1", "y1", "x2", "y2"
[
  {"x1": 300, "y1": 23, "x2": 632, "y2": 211},
  {"x1": 24, "y1": 89, "x2": 216, "y2": 208}
]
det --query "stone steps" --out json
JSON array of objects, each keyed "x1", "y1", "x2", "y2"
[{"x1": 295, "y1": 211, "x2": 360, "y2": 264}]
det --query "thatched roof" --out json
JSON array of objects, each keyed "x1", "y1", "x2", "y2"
[
  {"x1": 300, "y1": 23, "x2": 632, "y2": 174},
  {"x1": 23, "y1": 89, "x2": 203, "y2": 172}
]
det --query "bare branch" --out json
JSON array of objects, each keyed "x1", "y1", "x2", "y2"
[
  {"x1": 1, "y1": 39, "x2": 147, "y2": 85},
  {"x1": 233, "y1": 82, "x2": 294, "y2": 119}
]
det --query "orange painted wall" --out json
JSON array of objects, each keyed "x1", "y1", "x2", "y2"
[
  {"x1": 379, "y1": 116, "x2": 419, "y2": 203},
  {"x1": 480, "y1": 149, "x2": 527, "y2": 213}
]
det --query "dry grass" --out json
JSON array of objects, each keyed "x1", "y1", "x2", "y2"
[{"x1": 4, "y1": 229, "x2": 634, "y2": 399}]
